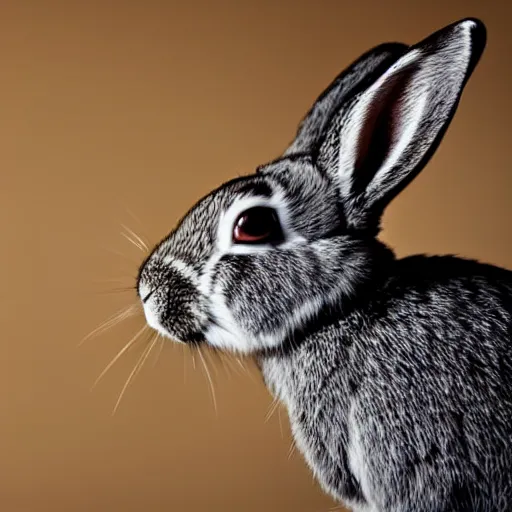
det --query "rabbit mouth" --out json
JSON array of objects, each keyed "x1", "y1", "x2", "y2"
[{"x1": 141, "y1": 292, "x2": 206, "y2": 345}]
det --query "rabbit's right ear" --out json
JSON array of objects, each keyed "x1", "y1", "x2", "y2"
[
  {"x1": 316, "y1": 18, "x2": 487, "y2": 232},
  {"x1": 283, "y1": 42, "x2": 409, "y2": 157}
]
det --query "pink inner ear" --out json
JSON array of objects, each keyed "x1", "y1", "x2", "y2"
[{"x1": 352, "y1": 66, "x2": 416, "y2": 194}]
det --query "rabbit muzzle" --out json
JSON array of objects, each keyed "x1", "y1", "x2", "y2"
[{"x1": 138, "y1": 257, "x2": 207, "y2": 344}]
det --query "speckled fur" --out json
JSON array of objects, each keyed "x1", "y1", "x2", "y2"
[
  {"x1": 260, "y1": 255, "x2": 512, "y2": 511},
  {"x1": 137, "y1": 18, "x2": 512, "y2": 511}
]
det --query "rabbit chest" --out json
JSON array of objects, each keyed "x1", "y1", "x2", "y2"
[{"x1": 258, "y1": 324, "x2": 368, "y2": 507}]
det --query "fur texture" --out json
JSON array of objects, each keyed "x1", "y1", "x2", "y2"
[{"x1": 137, "y1": 18, "x2": 512, "y2": 511}]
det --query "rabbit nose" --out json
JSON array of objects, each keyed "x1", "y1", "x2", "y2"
[{"x1": 138, "y1": 260, "x2": 205, "y2": 343}]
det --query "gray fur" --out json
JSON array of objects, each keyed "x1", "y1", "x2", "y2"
[
  {"x1": 283, "y1": 42, "x2": 408, "y2": 157},
  {"x1": 137, "y1": 18, "x2": 512, "y2": 511},
  {"x1": 260, "y1": 256, "x2": 512, "y2": 511}
]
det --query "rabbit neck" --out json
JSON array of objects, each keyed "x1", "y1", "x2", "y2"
[{"x1": 256, "y1": 315, "x2": 368, "y2": 507}]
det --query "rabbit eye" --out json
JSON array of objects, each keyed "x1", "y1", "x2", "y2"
[{"x1": 232, "y1": 206, "x2": 283, "y2": 244}]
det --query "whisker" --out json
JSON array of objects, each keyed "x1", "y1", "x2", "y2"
[
  {"x1": 182, "y1": 344, "x2": 188, "y2": 384},
  {"x1": 120, "y1": 230, "x2": 146, "y2": 253},
  {"x1": 203, "y1": 348, "x2": 219, "y2": 377},
  {"x1": 90, "y1": 277, "x2": 138, "y2": 291},
  {"x1": 236, "y1": 356, "x2": 256, "y2": 383},
  {"x1": 287, "y1": 439, "x2": 297, "y2": 460},
  {"x1": 112, "y1": 333, "x2": 159, "y2": 415},
  {"x1": 328, "y1": 505, "x2": 347, "y2": 511},
  {"x1": 222, "y1": 354, "x2": 245, "y2": 377},
  {"x1": 125, "y1": 208, "x2": 152, "y2": 248},
  {"x1": 233, "y1": 362, "x2": 246, "y2": 377},
  {"x1": 79, "y1": 303, "x2": 139, "y2": 346},
  {"x1": 94, "y1": 286, "x2": 136, "y2": 296},
  {"x1": 277, "y1": 407, "x2": 284, "y2": 439},
  {"x1": 91, "y1": 324, "x2": 148, "y2": 389},
  {"x1": 92, "y1": 277, "x2": 135, "y2": 284},
  {"x1": 132, "y1": 332, "x2": 159, "y2": 380},
  {"x1": 217, "y1": 354, "x2": 233, "y2": 380},
  {"x1": 121, "y1": 224, "x2": 149, "y2": 253},
  {"x1": 152, "y1": 335, "x2": 165, "y2": 368},
  {"x1": 264, "y1": 397, "x2": 280, "y2": 423},
  {"x1": 198, "y1": 347, "x2": 218, "y2": 415},
  {"x1": 220, "y1": 356, "x2": 237, "y2": 376},
  {"x1": 236, "y1": 357, "x2": 248, "y2": 374}
]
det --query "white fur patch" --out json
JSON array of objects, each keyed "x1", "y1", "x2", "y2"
[{"x1": 162, "y1": 256, "x2": 200, "y2": 285}]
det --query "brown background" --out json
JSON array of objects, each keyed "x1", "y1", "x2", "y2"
[{"x1": 1, "y1": 1, "x2": 511, "y2": 511}]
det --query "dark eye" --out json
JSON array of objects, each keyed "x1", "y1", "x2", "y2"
[{"x1": 232, "y1": 206, "x2": 283, "y2": 244}]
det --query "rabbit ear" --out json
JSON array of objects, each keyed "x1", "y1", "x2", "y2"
[
  {"x1": 283, "y1": 42, "x2": 408, "y2": 157},
  {"x1": 316, "y1": 18, "x2": 487, "y2": 231}
]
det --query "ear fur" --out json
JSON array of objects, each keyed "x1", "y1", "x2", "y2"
[
  {"x1": 283, "y1": 42, "x2": 409, "y2": 158},
  {"x1": 316, "y1": 18, "x2": 487, "y2": 231}
]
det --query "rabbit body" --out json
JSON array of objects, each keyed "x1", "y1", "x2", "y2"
[
  {"x1": 137, "y1": 17, "x2": 512, "y2": 512},
  {"x1": 260, "y1": 253, "x2": 512, "y2": 511}
]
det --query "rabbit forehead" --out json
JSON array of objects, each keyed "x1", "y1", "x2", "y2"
[
  {"x1": 254, "y1": 158, "x2": 341, "y2": 244},
  {"x1": 155, "y1": 159, "x2": 336, "y2": 262}
]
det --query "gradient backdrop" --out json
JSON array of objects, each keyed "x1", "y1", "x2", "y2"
[{"x1": 2, "y1": 1, "x2": 511, "y2": 511}]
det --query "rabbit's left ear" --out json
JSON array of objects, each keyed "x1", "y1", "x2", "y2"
[
  {"x1": 283, "y1": 42, "x2": 409, "y2": 157},
  {"x1": 317, "y1": 18, "x2": 487, "y2": 231}
]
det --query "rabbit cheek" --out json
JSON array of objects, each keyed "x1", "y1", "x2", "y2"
[
  {"x1": 199, "y1": 257, "x2": 268, "y2": 353},
  {"x1": 201, "y1": 255, "x2": 309, "y2": 353}
]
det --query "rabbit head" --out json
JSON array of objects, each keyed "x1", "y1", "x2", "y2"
[{"x1": 137, "y1": 18, "x2": 486, "y2": 354}]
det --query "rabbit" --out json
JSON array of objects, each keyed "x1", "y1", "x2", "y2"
[{"x1": 136, "y1": 17, "x2": 512, "y2": 512}]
